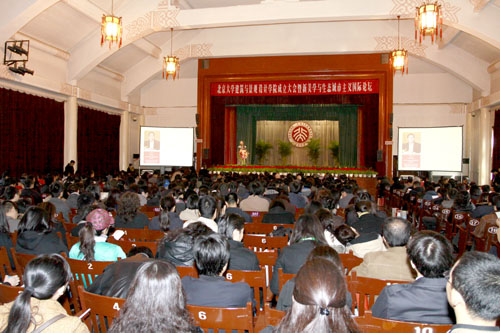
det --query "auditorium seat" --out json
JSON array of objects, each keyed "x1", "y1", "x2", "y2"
[
  {"x1": 339, "y1": 251, "x2": 363, "y2": 275},
  {"x1": 187, "y1": 301, "x2": 254, "y2": 333},
  {"x1": 11, "y1": 249, "x2": 36, "y2": 282},
  {"x1": 63, "y1": 254, "x2": 114, "y2": 287},
  {"x1": 244, "y1": 223, "x2": 293, "y2": 235},
  {"x1": 347, "y1": 272, "x2": 406, "y2": 316},
  {"x1": 176, "y1": 264, "x2": 199, "y2": 279},
  {"x1": 243, "y1": 235, "x2": 288, "y2": 252},
  {"x1": 0, "y1": 281, "x2": 23, "y2": 304},
  {"x1": 355, "y1": 311, "x2": 452, "y2": 332},
  {"x1": 0, "y1": 246, "x2": 15, "y2": 279},
  {"x1": 225, "y1": 269, "x2": 267, "y2": 311},
  {"x1": 264, "y1": 303, "x2": 285, "y2": 327},
  {"x1": 277, "y1": 268, "x2": 295, "y2": 294},
  {"x1": 77, "y1": 285, "x2": 125, "y2": 332},
  {"x1": 107, "y1": 238, "x2": 158, "y2": 256}
]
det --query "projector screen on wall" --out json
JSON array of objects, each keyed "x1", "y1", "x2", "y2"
[
  {"x1": 140, "y1": 126, "x2": 194, "y2": 167},
  {"x1": 397, "y1": 126, "x2": 463, "y2": 172}
]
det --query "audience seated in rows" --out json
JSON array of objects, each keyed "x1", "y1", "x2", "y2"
[
  {"x1": 262, "y1": 199, "x2": 295, "y2": 224},
  {"x1": 184, "y1": 195, "x2": 219, "y2": 232},
  {"x1": 239, "y1": 182, "x2": 270, "y2": 212},
  {"x1": 115, "y1": 192, "x2": 149, "y2": 229},
  {"x1": 148, "y1": 195, "x2": 183, "y2": 231},
  {"x1": 224, "y1": 192, "x2": 252, "y2": 222}
]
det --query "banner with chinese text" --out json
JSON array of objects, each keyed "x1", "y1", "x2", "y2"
[{"x1": 210, "y1": 79, "x2": 379, "y2": 96}]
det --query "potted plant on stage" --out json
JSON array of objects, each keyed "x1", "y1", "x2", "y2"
[
  {"x1": 278, "y1": 140, "x2": 292, "y2": 166},
  {"x1": 255, "y1": 140, "x2": 273, "y2": 165},
  {"x1": 306, "y1": 138, "x2": 321, "y2": 166},
  {"x1": 328, "y1": 140, "x2": 340, "y2": 167}
]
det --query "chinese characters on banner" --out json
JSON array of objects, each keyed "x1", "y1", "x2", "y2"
[{"x1": 210, "y1": 79, "x2": 379, "y2": 96}]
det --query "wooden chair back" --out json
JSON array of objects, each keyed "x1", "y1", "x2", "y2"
[
  {"x1": 187, "y1": 302, "x2": 254, "y2": 333},
  {"x1": 243, "y1": 235, "x2": 288, "y2": 252},
  {"x1": 176, "y1": 265, "x2": 199, "y2": 279},
  {"x1": 77, "y1": 285, "x2": 125, "y2": 332},
  {"x1": 64, "y1": 255, "x2": 114, "y2": 288},
  {"x1": 446, "y1": 211, "x2": 468, "y2": 240},
  {"x1": 347, "y1": 272, "x2": 405, "y2": 316},
  {"x1": 355, "y1": 311, "x2": 452, "y2": 333},
  {"x1": 295, "y1": 208, "x2": 305, "y2": 220},
  {"x1": 436, "y1": 207, "x2": 452, "y2": 233},
  {"x1": 9, "y1": 232, "x2": 17, "y2": 247},
  {"x1": 225, "y1": 269, "x2": 267, "y2": 311},
  {"x1": 339, "y1": 251, "x2": 363, "y2": 275},
  {"x1": 0, "y1": 283, "x2": 24, "y2": 304},
  {"x1": 62, "y1": 222, "x2": 76, "y2": 233},
  {"x1": 264, "y1": 303, "x2": 285, "y2": 327},
  {"x1": 66, "y1": 234, "x2": 80, "y2": 249},
  {"x1": 245, "y1": 211, "x2": 265, "y2": 224},
  {"x1": 0, "y1": 247, "x2": 15, "y2": 279},
  {"x1": 12, "y1": 250, "x2": 36, "y2": 281},
  {"x1": 456, "y1": 217, "x2": 480, "y2": 257},
  {"x1": 255, "y1": 251, "x2": 278, "y2": 268},
  {"x1": 244, "y1": 223, "x2": 293, "y2": 235},
  {"x1": 112, "y1": 228, "x2": 163, "y2": 242},
  {"x1": 474, "y1": 225, "x2": 499, "y2": 252},
  {"x1": 107, "y1": 238, "x2": 158, "y2": 256},
  {"x1": 278, "y1": 268, "x2": 295, "y2": 292}
]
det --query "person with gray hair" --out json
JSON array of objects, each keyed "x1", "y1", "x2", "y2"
[
  {"x1": 446, "y1": 251, "x2": 500, "y2": 332},
  {"x1": 351, "y1": 217, "x2": 415, "y2": 281}
]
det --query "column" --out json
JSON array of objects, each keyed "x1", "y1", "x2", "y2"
[
  {"x1": 478, "y1": 107, "x2": 491, "y2": 185},
  {"x1": 464, "y1": 110, "x2": 473, "y2": 178},
  {"x1": 64, "y1": 96, "x2": 78, "y2": 170},
  {"x1": 119, "y1": 109, "x2": 130, "y2": 171}
]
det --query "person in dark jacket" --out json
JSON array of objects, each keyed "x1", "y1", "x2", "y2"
[
  {"x1": 224, "y1": 192, "x2": 252, "y2": 223},
  {"x1": 182, "y1": 233, "x2": 253, "y2": 308},
  {"x1": 218, "y1": 214, "x2": 259, "y2": 271},
  {"x1": 262, "y1": 199, "x2": 295, "y2": 224},
  {"x1": 115, "y1": 192, "x2": 149, "y2": 229},
  {"x1": 270, "y1": 214, "x2": 328, "y2": 295},
  {"x1": 15, "y1": 207, "x2": 68, "y2": 255},
  {"x1": 148, "y1": 195, "x2": 183, "y2": 231},
  {"x1": 156, "y1": 222, "x2": 212, "y2": 266},
  {"x1": 87, "y1": 247, "x2": 154, "y2": 298},
  {"x1": 350, "y1": 201, "x2": 384, "y2": 235}
]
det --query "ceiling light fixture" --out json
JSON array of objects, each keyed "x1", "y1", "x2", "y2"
[
  {"x1": 415, "y1": 1, "x2": 442, "y2": 44},
  {"x1": 163, "y1": 28, "x2": 180, "y2": 80},
  {"x1": 390, "y1": 16, "x2": 408, "y2": 75},
  {"x1": 101, "y1": 0, "x2": 122, "y2": 48}
]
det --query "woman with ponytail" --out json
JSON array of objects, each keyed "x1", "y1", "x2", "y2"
[
  {"x1": 0, "y1": 254, "x2": 89, "y2": 333},
  {"x1": 69, "y1": 208, "x2": 126, "y2": 262},
  {"x1": 148, "y1": 195, "x2": 183, "y2": 232}
]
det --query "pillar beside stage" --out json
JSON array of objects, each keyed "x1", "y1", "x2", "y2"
[
  {"x1": 477, "y1": 107, "x2": 492, "y2": 185},
  {"x1": 64, "y1": 96, "x2": 78, "y2": 170},
  {"x1": 119, "y1": 109, "x2": 130, "y2": 171}
]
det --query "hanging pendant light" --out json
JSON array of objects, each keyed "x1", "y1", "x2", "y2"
[
  {"x1": 390, "y1": 16, "x2": 408, "y2": 75},
  {"x1": 415, "y1": 2, "x2": 442, "y2": 44},
  {"x1": 163, "y1": 28, "x2": 180, "y2": 80},
  {"x1": 101, "y1": 0, "x2": 122, "y2": 48}
]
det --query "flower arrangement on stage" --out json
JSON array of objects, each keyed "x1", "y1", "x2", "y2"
[{"x1": 209, "y1": 165, "x2": 377, "y2": 177}]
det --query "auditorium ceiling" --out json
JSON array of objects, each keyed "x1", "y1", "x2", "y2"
[{"x1": 0, "y1": 0, "x2": 499, "y2": 100}]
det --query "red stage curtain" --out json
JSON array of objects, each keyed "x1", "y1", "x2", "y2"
[
  {"x1": 492, "y1": 109, "x2": 500, "y2": 170},
  {"x1": 78, "y1": 106, "x2": 120, "y2": 175},
  {"x1": 224, "y1": 107, "x2": 237, "y2": 164},
  {"x1": 211, "y1": 94, "x2": 379, "y2": 169},
  {"x1": 0, "y1": 88, "x2": 64, "y2": 176}
]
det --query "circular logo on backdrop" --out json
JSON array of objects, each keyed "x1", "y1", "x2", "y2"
[{"x1": 288, "y1": 122, "x2": 313, "y2": 147}]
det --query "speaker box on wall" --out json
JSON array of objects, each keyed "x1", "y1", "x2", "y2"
[
  {"x1": 195, "y1": 114, "x2": 200, "y2": 125},
  {"x1": 132, "y1": 153, "x2": 139, "y2": 159},
  {"x1": 377, "y1": 150, "x2": 384, "y2": 162},
  {"x1": 196, "y1": 127, "x2": 199, "y2": 137},
  {"x1": 203, "y1": 148, "x2": 210, "y2": 159},
  {"x1": 389, "y1": 113, "x2": 393, "y2": 125},
  {"x1": 201, "y1": 59, "x2": 210, "y2": 69},
  {"x1": 389, "y1": 127, "x2": 393, "y2": 139},
  {"x1": 380, "y1": 53, "x2": 389, "y2": 64}
]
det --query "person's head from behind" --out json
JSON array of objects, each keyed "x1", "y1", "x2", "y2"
[
  {"x1": 160, "y1": 195, "x2": 176, "y2": 212},
  {"x1": 0, "y1": 205, "x2": 10, "y2": 233},
  {"x1": 127, "y1": 246, "x2": 154, "y2": 258},
  {"x1": 218, "y1": 213, "x2": 245, "y2": 242},
  {"x1": 79, "y1": 208, "x2": 115, "y2": 261},
  {"x1": 18, "y1": 207, "x2": 51, "y2": 233},
  {"x1": 305, "y1": 200, "x2": 323, "y2": 215},
  {"x1": 248, "y1": 181, "x2": 264, "y2": 196},
  {"x1": 37, "y1": 202, "x2": 57, "y2": 221},
  {"x1": 186, "y1": 193, "x2": 199, "y2": 210},
  {"x1": 269, "y1": 199, "x2": 286, "y2": 211},
  {"x1": 446, "y1": 251, "x2": 500, "y2": 325},
  {"x1": 307, "y1": 245, "x2": 343, "y2": 272},
  {"x1": 193, "y1": 233, "x2": 230, "y2": 277},
  {"x1": 277, "y1": 258, "x2": 359, "y2": 333},
  {"x1": 382, "y1": 217, "x2": 411, "y2": 248},
  {"x1": 198, "y1": 195, "x2": 217, "y2": 219},
  {"x1": 454, "y1": 190, "x2": 472, "y2": 210},
  {"x1": 49, "y1": 182, "x2": 63, "y2": 199},
  {"x1": 333, "y1": 225, "x2": 357, "y2": 246},
  {"x1": 407, "y1": 230, "x2": 453, "y2": 278},
  {"x1": 289, "y1": 181, "x2": 302, "y2": 194},
  {"x1": 3, "y1": 254, "x2": 72, "y2": 333},
  {"x1": 290, "y1": 214, "x2": 327, "y2": 245},
  {"x1": 109, "y1": 260, "x2": 195, "y2": 333},
  {"x1": 354, "y1": 201, "x2": 375, "y2": 214},
  {"x1": 117, "y1": 191, "x2": 141, "y2": 223},
  {"x1": 225, "y1": 192, "x2": 239, "y2": 207}
]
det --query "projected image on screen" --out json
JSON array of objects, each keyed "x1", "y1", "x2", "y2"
[
  {"x1": 398, "y1": 127, "x2": 463, "y2": 172},
  {"x1": 140, "y1": 126, "x2": 194, "y2": 167}
]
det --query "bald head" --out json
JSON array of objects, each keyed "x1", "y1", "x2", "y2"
[{"x1": 383, "y1": 217, "x2": 411, "y2": 247}]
